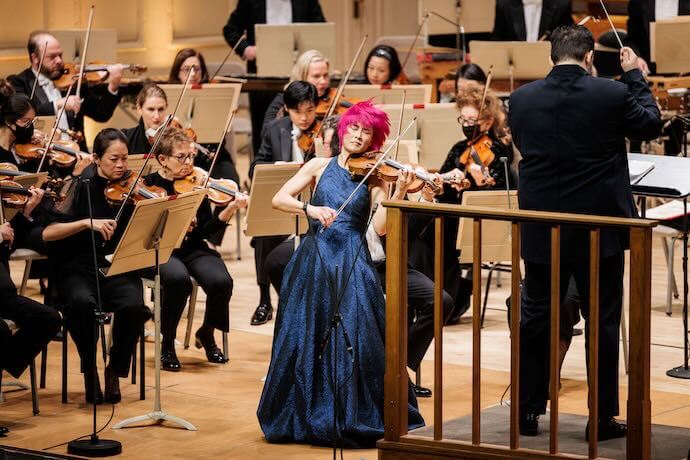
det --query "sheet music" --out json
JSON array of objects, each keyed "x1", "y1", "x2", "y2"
[{"x1": 628, "y1": 160, "x2": 655, "y2": 184}]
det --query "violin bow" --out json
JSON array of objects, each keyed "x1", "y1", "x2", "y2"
[
  {"x1": 202, "y1": 109, "x2": 236, "y2": 189},
  {"x1": 389, "y1": 91, "x2": 408, "y2": 199},
  {"x1": 30, "y1": 40, "x2": 48, "y2": 101},
  {"x1": 112, "y1": 67, "x2": 196, "y2": 222},
  {"x1": 75, "y1": 5, "x2": 95, "y2": 100},
  {"x1": 599, "y1": 0, "x2": 624, "y2": 49},
  {"x1": 36, "y1": 79, "x2": 76, "y2": 173},
  {"x1": 209, "y1": 33, "x2": 246, "y2": 82},
  {"x1": 400, "y1": 12, "x2": 430, "y2": 75},
  {"x1": 469, "y1": 65, "x2": 493, "y2": 142},
  {"x1": 329, "y1": 118, "x2": 417, "y2": 226}
]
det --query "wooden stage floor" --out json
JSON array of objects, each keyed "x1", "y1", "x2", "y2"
[{"x1": 2, "y1": 153, "x2": 690, "y2": 458}]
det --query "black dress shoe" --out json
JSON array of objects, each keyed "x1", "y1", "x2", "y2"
[
  {"x1": 586, "y1": 417, "x2": 627, "y2": 442},
  {"x1": 0, "y1": 426, "x2": 9, "y2": 436},
  {"x1": 104, "y1": 366, "x2": 121, "y2": 404},
  {"x1": 413, "y1": 384, "x2": 432, "y2": 398},
  {"x1": 195, "y1": 329, "x2": 228, "y2": 363},
  {"x1": 161, "y1": 345, "x2": 181, "y2": 372},
  {"x1": 519, "y1": 412, "x2": 539, "y2": 436},
  {"x1": 84, "y1": 371, "x2": 103, "y2": 405},
  {"x1": 251, "y1": 303, "x2": 273, "y2": 326}
]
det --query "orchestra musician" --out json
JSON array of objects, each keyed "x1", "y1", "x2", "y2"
[
  {"x1": 492, "y1": 0, "x2": 574, "y2": 42},
  {"x1": 248, "y1": 81, "x2": 319, "y2": 326},
  {"x1": 261, "y1": 49, "x2": 330, "y2": 136},
  {"x1": 8, "y1": 31, "x2": 123, "y2": 151},
  {"x1": 168, "y1": 48, "x2": 210, "y2": 84},
  {"x1": 508, "y1": 25, "x2": 662, "y2": 439},
  {"x1": 257, "y1": 100, "x2": 424, "y2": 446},
  {"x1": 42, "y1": 129, "x2": 152, "y2": 404},
  {"x1": 363, "y1": 45, "x2": 403, "y2": 85},
  {"x1": 121, "y1": 83, "x2": 167, "y2": 154},
  {"x1": 222, "y1": 0, "x2": 326, "y2": 155},
  {"x1": 142, "y1": 127, "x2": 247, "y2": 370}
]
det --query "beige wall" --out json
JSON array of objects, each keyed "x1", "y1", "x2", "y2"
[{"x1": 0, "y1": 0, "x2": 419, "y2": 78}]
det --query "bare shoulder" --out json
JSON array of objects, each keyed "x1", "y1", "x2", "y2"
[{"x1": 304, "y1": 156, "x2": 332, "y2": 176}]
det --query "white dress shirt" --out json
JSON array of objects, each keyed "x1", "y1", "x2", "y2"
[
  {"x1": 291, "y1": 124, "x2": 305, "y2": 163},
  {"x1": 33, "y1": 69, "x2": 70, "y2": 134},
  {"x1": 522, "y1": 0, "x2": 543, "y2": 42},
  {"x1": 266, "y1": 0, "x2": 293, "y2": 25},
  {"x1": 656, "y1": 0, "x2": 680, "y2": 20},
  {"x1": 366, "y1": 226, "x2": 386, "y2": 264}
]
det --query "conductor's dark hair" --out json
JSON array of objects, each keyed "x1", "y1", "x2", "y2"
[
  {"x1": 93, "y1": 128, "x2": 128, "y2": 158},
  {"x1": 549, "y1": 25, "x2": 595, "y2": 64},
  {"x1": 283, "y1": 81, "x2": 319, "y2": 110}
]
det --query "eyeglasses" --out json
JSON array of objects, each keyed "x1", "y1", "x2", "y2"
[
  {"x1": 179, "y1": 65, "x2": 198, "y2": 74},
  {"x1": 171, "y1": 153, "x2": 196, "y2": 163},
  {"x1": 15, "y1": 118, "x2": 35, "y2": 128},
  {"x1": 457, "y1": 116, "x2": 481, "y2": 127}
]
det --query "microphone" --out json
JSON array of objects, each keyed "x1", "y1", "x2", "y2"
[{"x1": 499, "y1": 157, "x2": 512, "y2": 209}]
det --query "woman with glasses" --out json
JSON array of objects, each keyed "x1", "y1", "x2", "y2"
[
  {"x1": 168, "y1": 48, "x2": 209, "y2": 85},
  {"x1": 142, "y1": 127, "x2": 247, "y2": 371}
]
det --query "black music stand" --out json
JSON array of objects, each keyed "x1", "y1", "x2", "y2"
[{"x1": 629, "y1": 153, "x2": 690, "y2": 379}]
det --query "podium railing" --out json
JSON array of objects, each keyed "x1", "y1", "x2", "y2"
[{"x1": 379, "y1": 201, "x2": 657, "y2": 460}]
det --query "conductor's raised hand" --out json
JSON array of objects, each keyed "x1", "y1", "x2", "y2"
[
  {"x1": 620, "y1": 46, "x2": 640, "y2": 73},
  {"x1": 307, "y1": 204, "x2": 337, "y2": 228},
  {"x1": 89, "y1": 218, "x2": 117, "y2": 240}
]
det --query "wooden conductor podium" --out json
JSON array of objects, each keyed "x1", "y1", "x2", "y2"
[{"x1": 110, "y1": 190, "x2": 205, "y2": 431}]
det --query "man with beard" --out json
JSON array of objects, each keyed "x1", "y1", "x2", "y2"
[{"x1": 9, "y1": 31, "x2": 123, "y2": 151}]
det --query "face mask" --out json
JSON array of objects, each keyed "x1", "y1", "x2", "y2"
[
  {"x1": 11, "y1": 122, "x2": 34, "y2": 144},
  {"x1": 463, "y1": 124, "x2": 478, "y2": 141}
]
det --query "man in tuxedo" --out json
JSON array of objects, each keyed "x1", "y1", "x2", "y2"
[
  {"x1": 8, "y1": 31, "x2": 123, "y2": 151},
  {"x1": 492, "y1": 0, "x2": 573, "y2": 42},
  {"x1": 627, "y1": 0, "x2": 690, "y2": 74},
  {"x1": 248, "y1": 81, "x2": 318, "y2": 326},
  {"x1": 222, "y1": 0, "x2": 326, "y2": 155},
  {"x1": 509, "y1": 25, "x2": 661, "y2": 440}
]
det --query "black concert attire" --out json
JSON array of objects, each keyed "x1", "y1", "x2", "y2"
[
  {"x1": 0, "y1": 256, "x2": 60, "y2": 379},
  {"x1": 8, "y1": 69, "x2": 121, "y2": 152},
  {"x1": 409, "y1": 131, "x2": 514, "y2": 321},
  {"x1": 222, "y1": 0, "x2": 326, "y2": 154},
  {"x1": 492, "y1": 0, "x2": 574, "y2": 41},
  {"x1": 509, "y1": 65, "x2": 662, "y2": 419},
  {"x1": 47, "y1": 164, "x2": 151, "y2": 378},
  {"x1": 142, "y1": 173, "x2": 232, "y2": 351}
]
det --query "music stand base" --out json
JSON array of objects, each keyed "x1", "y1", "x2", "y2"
[
  {"x1": 112, "y1": 411, "x2": 197, "y2": 431},
  {"x1": 666, "y1": 366, "x2": 690, "y2": 379},
  {"x1": 67, "y1": 437, "x2": 122, "y2": 457}
]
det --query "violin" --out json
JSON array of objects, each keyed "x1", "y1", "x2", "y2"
[
  {"x1": 0, "y1": 180, "x2": 58, "y2": 207},
  {"x1": 458, "y1": 133, "x2": 496, "y2": 187},
  {"x1": 173, "y1": 166, "x2": 245, "y2": 206},
  {"x1": 104, "y1": 170, "x2": 167, "y2": 205},
  {"x1": 15, "y1": 137, "x2": 83, "y2": 168},
  {"x1": 146, "y1": 119, "x2": 214, "y2": 160},
  {"x1": 53, "y1": 62, "x2": 147, "y2": 91},
  {"x1": 347, "y1": 151, "x2": 469, "y2": 194},
  {"x1": 315, "y1": 88, "x2": 359, "y2": 117}
]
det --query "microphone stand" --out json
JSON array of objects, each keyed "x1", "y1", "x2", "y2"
[{"x1": 67, "y1": 179, "x2": 122, "y2": 457}]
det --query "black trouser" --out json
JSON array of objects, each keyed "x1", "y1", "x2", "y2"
[
  {"x1": 0, "y1": 296, "x2": 60, "y2": 379},
  {"x1": 375, "y1": 263, "x2": 454, "y2": 371},
  {"x1": 155, "y1": 253, "x2": 232, "y2": 343},
  {"x1": 519, "y1": 252, "x2": 624, "y2": 419},
  {"x1": 252, "y1": 235, "x2": 288, "y2": 286},
  {"x1": 266, "y1": 238, "x2": 297, "y2": 293},
  {"x1": 61, "y1": 268, "x2": 150, "y2": 377}
]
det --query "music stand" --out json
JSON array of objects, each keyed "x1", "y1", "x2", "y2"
[
  {"x1": 419, "y1": 0, "x2": 496, "y2": 35},
  {"x1": 158, "y1": 84, "x2": 242, "y2": 143},
  {"x1": 651, "y1": 16, "x2": 690, "y2": 74},
  {"x1": 2, "y1": 173, "x2": 49, "y2": 221},
  {"x1": 33, "y1": 116, "x2": 56, "y2": 134},
  {"x1": 110, "y1": 190, "x2": 206, "y2": 430},
  {"x1": 469, "y1": 41, "x2": 552, "y2": 87},
  {"x1": 245, "y1": 164, "x2": 309, "y2": 238},
  {"x1": 255, "y1": 23, "x2": 336, "y2": 77},
  {"x1": 343, "y1": 84, "x2": 432, "y2": 104},
  {"x1": 629, "y1": 153, "x2": 690, "y2": 379},
  {"x1": 49, "y1": 29, "x2": 117, "y2": 63},
  {"x1": 126, "y1": 154, "x2": 161, "y2": 177}
]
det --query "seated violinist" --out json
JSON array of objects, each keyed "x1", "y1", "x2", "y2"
[
  {"x1": 248, "y1": 81, "x2": 318, "y2": 326},
  {"x1": 409, "y1": 82, "x2": 514, "y2": 325},
  {"x1": 363, "y1": 45, "x2": 403, "y2": 85},
  {"x1": 8, "y1": 31, "x2": 123, "y2": 151},
  {"x1": 262, "y1": 50, "x2": 330, "y2": 136},
  {"x1": 168, "y1": 48, "x2": 209, "y2": 84},
  {"x1": 43, "y1": 129, "x2": 152, "y2": 404},
  {"x1": 143, "y1": 127, "x2": 247, "y2": 371}
]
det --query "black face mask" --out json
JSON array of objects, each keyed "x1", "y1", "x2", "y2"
[
  {"x1": 463, "y1": 124, "x2": 478, "y2": 141},
  {"x1": 11, "y1": 122, "x2": 34, "y2": 144}
]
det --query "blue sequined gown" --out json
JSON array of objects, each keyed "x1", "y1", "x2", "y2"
[{"x1": 257, "y1": 158, "x2": 424, "y2": 448}]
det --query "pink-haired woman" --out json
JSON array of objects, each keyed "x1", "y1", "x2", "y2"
[{"x1": 257, "y1": 101, "x2": 424, "y2": 447}]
